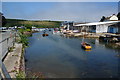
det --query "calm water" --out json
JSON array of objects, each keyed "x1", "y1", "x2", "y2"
[{"x1": 25, "y1": 30, "x2": 120, "y2": 78}]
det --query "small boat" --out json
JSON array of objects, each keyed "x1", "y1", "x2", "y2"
[
  {"x1": 81, "y1": 42, "x2": 92, "y2": 50},
  {"x1": 42, "y1": 34, "x2": 48, "y2": 37},
  {"x1": 52, "y1": 30, "x2": 60, "y2": 34}
]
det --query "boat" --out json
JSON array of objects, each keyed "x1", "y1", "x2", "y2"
[
  {"x1": 42, "y1": 34, "x2": 48, "y2": 37},
  {"x1": 52, "y1": 30, "x2": 60, "y2": 34},
  {"x1": 81, "y1": 27, "x2": 92, "y2": 50},
  {"x1": 81, "y1": 42, "x2": 92, "y2": 50},
  {"x1": 42, "y1": 30, "x2": 49, "y2": 37}
]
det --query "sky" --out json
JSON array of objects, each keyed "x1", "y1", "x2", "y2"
[
  {"x1": 0, "y1": 1, "x2": 2, "y2": 12},
  {"x1": 2, "y1": 0, "x2": 120, "y2": 2},
  {"x1": 2, "y1": 2, "x2": 119, "y2": 22}
]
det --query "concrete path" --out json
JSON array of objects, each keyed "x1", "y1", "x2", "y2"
[{"x1": 3, "y1": 43, "x2": 22, "y2": 78}]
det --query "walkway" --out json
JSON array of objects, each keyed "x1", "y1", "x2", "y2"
[{"x1": 3, "y1": 43, "x2": 22, "y2": 78}]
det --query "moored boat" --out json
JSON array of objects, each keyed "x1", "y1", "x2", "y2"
[
  {"x1": 81, "y1": 42, "x2": 92, "y2": 50},
  {"x1": 42, "y1": 34, "x2": 48, "y2": 37}
]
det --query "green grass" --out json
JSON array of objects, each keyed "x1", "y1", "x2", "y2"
[
  {"x1": 16, "y1": 71, "x2": 26, "y2": 79},
  {"x1": 5, "y1": 19, "x2": 61, "y2": 28}
]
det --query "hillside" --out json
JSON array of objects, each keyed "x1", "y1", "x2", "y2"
[{"x1": 5, "y1": 19, "x2": 61, "y2": 28}]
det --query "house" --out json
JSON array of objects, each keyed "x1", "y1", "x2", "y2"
[
  {"x1": 104, "y1": 14, "x2": 120, "y2": 33},
  {"x1": 61, "y1": 21, "x2": 74, "y2": 31},
  {"x1": 104, "y1": 14, "x2": 118, "y2": 21},
  {"x1": 61, "y1": 21, "x2": 74, "y2": 30},
  {"x1": 0, "y1": 12, "x2": 6, "y2": 27}
]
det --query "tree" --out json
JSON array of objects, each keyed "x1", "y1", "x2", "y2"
[
  {"x1": 100, "y1": 16, "x2": 106, "y2": 22},
  {"x1": 117, "y1": 12, "x2": 120, "y2": 20},
  {"x1": 2, "y1": 15, "x2": 7, "y2": 26}
]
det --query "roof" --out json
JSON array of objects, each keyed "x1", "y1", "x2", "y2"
[{"x1": 74, "y1": 21, "x2": 120, "y2": 26}]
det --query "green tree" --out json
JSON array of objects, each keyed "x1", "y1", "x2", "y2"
[
  {"x1": 100, "y1": 16, "x2": 106, "y2": 22},
  {"x1": 117, "y1": 12, "x2": 120, "y2": 20},
  {"x1": 2, "y1": 15, "x2": 7, "y2": 26}
]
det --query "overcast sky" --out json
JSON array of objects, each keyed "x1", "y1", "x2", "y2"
[{"x1": 2, "y1": 2, "x2": 118, "y2": 22}]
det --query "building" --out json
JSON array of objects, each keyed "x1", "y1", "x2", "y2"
[
  {"x1": 61, "y1": 14, "x2": 120, "y2": 34},
  {"x1": 61, "y1": 21, "x2": 74, "y2": 30},
  {"x1": 72, "y1": 14, "x2": 120, "y2": 33},
  {"x1": 74, "y1": 21, "x2": 120, "y2": 33},
  {"x1": 0, "y1": 12, "x2": 6, "y2": 27},
  {"x1": 105, "y1": 14, "x2": 118, "y2": 21},
  {"x1": 104, "y1": 14, "x2": 120, "y2": 33},
  {"x1": 108, "y1": 22, "x2": 120, "y2": 33}
]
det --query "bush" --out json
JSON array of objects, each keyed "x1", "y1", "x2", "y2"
[
  {"x1": 19, "y1": 33, "x2": 29, "y2": 48},
  {"x1": 26, "y1": 29, "x2": 31, "y2": 32}
]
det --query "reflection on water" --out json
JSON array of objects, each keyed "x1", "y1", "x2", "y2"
[{"x1": 25, "y1": 31, "x2": 120, "y2": 78}]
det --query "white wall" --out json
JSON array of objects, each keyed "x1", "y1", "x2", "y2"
[{"x1": 96, "y1": 25, "x2": 108, "y2": 33}]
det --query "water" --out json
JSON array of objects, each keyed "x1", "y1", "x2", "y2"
[{"x1": 25, "y1": 30, "x2": 120, "y2": 78}]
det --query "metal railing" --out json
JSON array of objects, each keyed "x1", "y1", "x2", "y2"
[
  {"x1": 0, "y1": 30, "x2": 16, "y2": 79},
  {"x1": 1, "y1": 31, "x2": 16, "y2": 59},
  {"x1": 0, "y1": 61, "x2": 11, "y2": 79}
]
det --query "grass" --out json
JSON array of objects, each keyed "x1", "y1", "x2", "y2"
[
  {"x1": 5, "y1": 19, "x2": 61, "y2": 28},
  {"x1": 16, "y1": 71, "x2": 45, "y2": 80},
  {"x1": 16, "y1": 71, "x2": 26, "y2": 79},
  {"x1": 18, "y1": 33, "x2": 29, "y2": 48},
  {"x1": 8, "y1": 46, "x2": 15, "y2": 52}
]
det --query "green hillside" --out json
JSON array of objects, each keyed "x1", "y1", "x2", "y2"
[{"x1": 5, "y1": 19, "x2": 61, "y2": 28}]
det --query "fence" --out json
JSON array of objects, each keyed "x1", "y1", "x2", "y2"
[
  {"x1": 0, "y1": 31, "x2": 16, "y2": 59},
  {"x1": 0, "y1": 30, "x2": 16, "y2": 79}
]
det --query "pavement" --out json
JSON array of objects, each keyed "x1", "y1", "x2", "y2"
[{"x1": 3, "y1": 43, "x2": 22, "y2": 78}]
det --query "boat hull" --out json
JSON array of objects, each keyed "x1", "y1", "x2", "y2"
[
  {"x1": 42, "y1": 34, "x2": 48, "y2": 37},
  {"x1": 81, "y1": 42, "x2": 92, "y2": 50}
]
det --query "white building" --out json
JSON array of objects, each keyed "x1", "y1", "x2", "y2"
[{"x1": 74, "y1": 21, "x2": 120, "y2": 33}]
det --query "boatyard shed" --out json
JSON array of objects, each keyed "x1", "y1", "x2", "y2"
[{"x1": 74, "y1": 21, "x2": 120, "y2": 33}]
